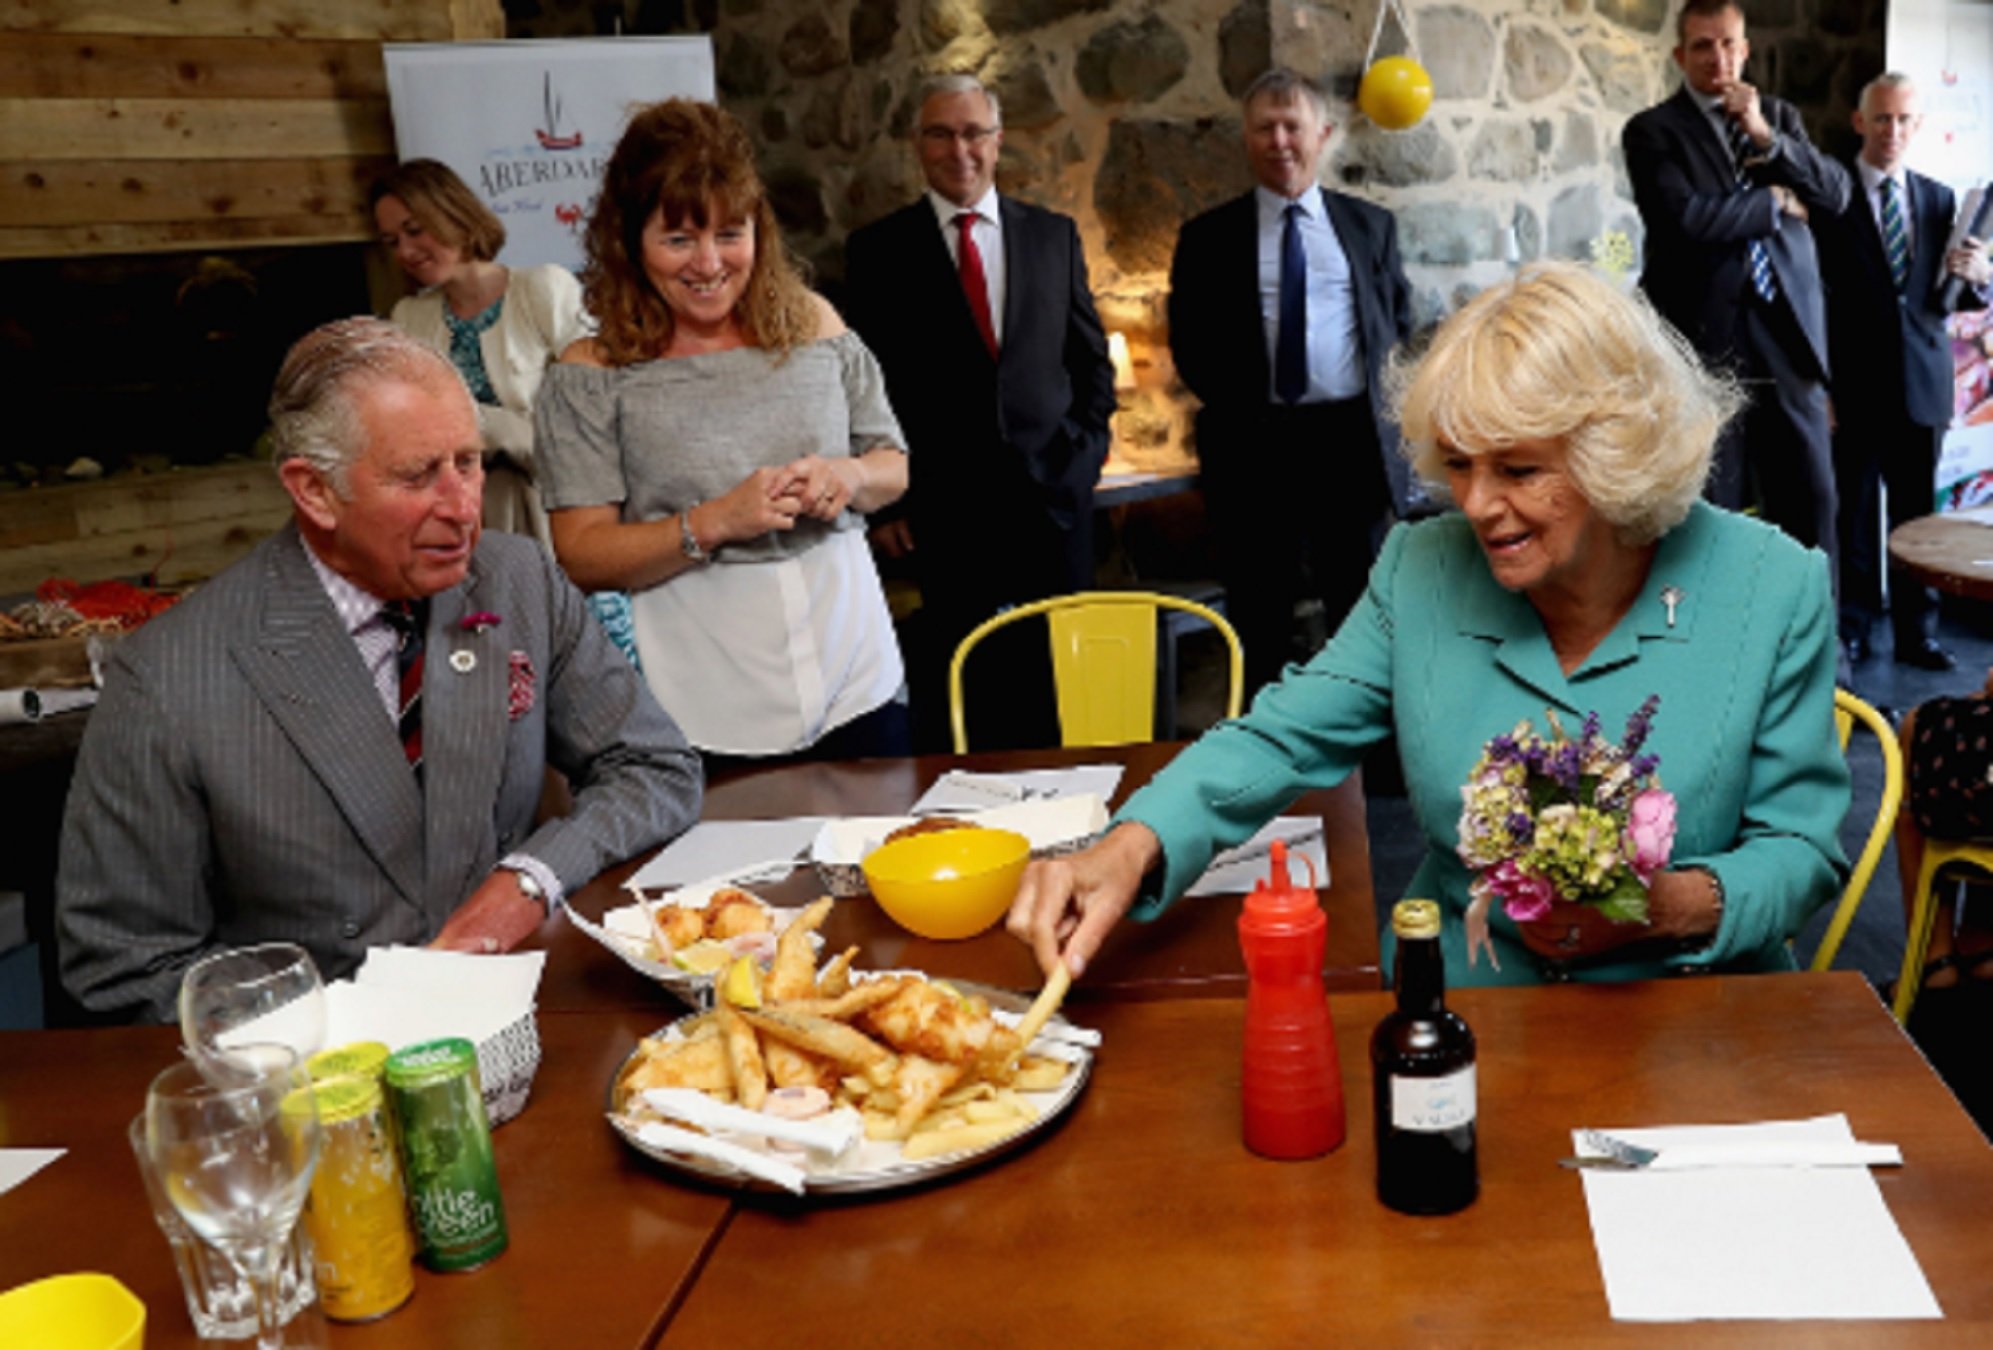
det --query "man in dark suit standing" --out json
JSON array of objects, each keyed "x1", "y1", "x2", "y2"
[
  {"x1": 58, "y1": 319, "x2": 702, "y2": 1022},
  {"x1": 845, "y1": 73, "x2": 1116, "y2": 749},
  {"x1": 1623, "y1": 0, "x2": 1850, "y2": 576},
  {"x1": 1818, "y1": 72, "x2": 1992, "y2": 670},
  {"x1": 1168, "y1": 67, "x2": 1414, "y2": 697}
]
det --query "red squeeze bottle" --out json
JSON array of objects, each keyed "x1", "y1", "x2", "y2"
[{"x1": 1237, "y1": 838, "x2": 1346, "y2": 1159}]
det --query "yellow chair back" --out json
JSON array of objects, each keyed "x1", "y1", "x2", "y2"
[
  {"x1": 948, "y1": 591, "x2": 1245, "y2": 753},
  {"x1": 1892, "y1": 836, "x2": 1993, "y2": 1023},
  {"x1": 1810, "y1": 689, "x2": 1903, "y2": 975}
]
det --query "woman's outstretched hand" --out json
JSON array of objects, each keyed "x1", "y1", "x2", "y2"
[{"x1": 1006, "y1": 822, "x2": 1162, "y2": 979}]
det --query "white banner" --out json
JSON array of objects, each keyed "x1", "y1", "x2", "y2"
[{"x1": 383, "y1": 38, "x2": 715, "y2": 275}]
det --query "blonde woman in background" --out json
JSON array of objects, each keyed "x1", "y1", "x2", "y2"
[{"x1": 372, "y1": 159, "x2": 588, "y2": 549}]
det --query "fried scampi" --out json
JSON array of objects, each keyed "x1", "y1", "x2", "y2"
[
  {"x1": 613, "y1": 902, "x2": 1073, "y2": 1153},
  {"x1": 644, "y1": 886, "x2": 778, "y2": 957}
]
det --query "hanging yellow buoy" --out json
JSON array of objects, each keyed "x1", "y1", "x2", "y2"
[{"x1": 1358, "y1": 56, "x2": 1434, "y2": 130}]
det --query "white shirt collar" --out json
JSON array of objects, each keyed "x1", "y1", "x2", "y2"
[
  {"x1": 1256, "y1": 183, "x2": 1323, "y2": 221},
  {"x1": 301, "y1": 536, "x2": 390, "y2": 637},
  {"x1": 927, "y1": 185, "x2": 1000, "y2": 230},
  {"x1": 1857, "y1": 158, "x2": 1907, "y2": 198}
]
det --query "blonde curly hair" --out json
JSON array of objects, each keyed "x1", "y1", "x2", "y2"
[
  {"x1": 582, "y1": 99, "x2": 816, "y2": 367},
  {"x1": 1391, "y1": 261, "x2": 1739, "y2": 545}
]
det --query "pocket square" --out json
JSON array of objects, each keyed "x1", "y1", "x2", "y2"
[{"x1": 507, "y1": 651, "x2": 537, "y2": 721}]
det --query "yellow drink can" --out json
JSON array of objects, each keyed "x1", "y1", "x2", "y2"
[{"x1": 302, "y1": 1073, "x2": 416, "y2": 1321}]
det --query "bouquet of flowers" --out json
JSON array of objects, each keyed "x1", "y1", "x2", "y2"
[{"x1": 1455, "y1": 695, "x2": 1677, "y2": 967}]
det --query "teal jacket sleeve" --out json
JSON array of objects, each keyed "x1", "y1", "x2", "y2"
[
  {"x1": 1668, "y1": 545, "x2": 1848, "y2": 970},
  {"x1": 1115, "y1": 522, "x2": 1407, "y2": 918}
]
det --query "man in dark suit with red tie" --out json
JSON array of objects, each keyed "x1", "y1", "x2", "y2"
[
  {"x1": 1167, "y1": 68, "x2": 1415, "y2": 697},
  {"x1": 845, "y1": 73, "x2": 1117, "y2": 748},
  {"x1": 1817, "y1": 72, "x2": 1992, "y2": 669}
]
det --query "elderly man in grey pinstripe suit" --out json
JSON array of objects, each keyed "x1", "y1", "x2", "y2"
[{"x1": 57, "y1": 318, "x2": 702, "y2": 1023}]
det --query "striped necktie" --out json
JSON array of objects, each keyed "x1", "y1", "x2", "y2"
[
  {"x1": 1880, "y1": 176, "x2": 1909, "y2": 292},
  {"x1": 380, "y1": 599, "x2": 427, "y2": 778},
  {"x1": 1727, "y1": 120, "x2": 1778, "y2": 303}
]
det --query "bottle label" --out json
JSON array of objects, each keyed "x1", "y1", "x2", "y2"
[{"x1": 1390, "y1": 1066, "x2": 1476, "y2": 1132}]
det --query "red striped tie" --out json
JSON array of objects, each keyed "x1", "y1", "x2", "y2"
[{"x1": 382, "y1": 600, "x2": 426, "y2": 777}]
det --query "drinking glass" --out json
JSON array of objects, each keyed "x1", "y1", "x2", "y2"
[
  {"x1": 180, "y1": 943, "x2": 327, "y2": 1067},
  {"x1": 127, "y1": 1115, "x2": 319, "y2": 1341},
  {"x1": 146, "y1": 1044, "x2": 323, "y2": 1350}
]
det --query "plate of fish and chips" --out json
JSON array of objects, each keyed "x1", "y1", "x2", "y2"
[{"x1": 606, "y1": 897, "x2": 1096, "y2": 1193}]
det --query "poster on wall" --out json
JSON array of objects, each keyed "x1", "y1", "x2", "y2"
[
  {"x1": 383, "y1": 38, "x2": 715, "y2": 276},
  {"x1": 1887, "y1": 0, "x2": 1993, "y2": 508}
]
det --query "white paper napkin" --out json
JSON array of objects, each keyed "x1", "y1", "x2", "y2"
[
  {"x1": 912, "y1": 766, "x2": 1126, "y2": 814},
  {"x1": 1185, "y1": 818, "x2": 1328, "y2": 897},
  {"x1": 626, "y1": 818, "x2": 828, "y2": 891},
  {"x1": 812, "y1": 794, "x2": 1110, "y2": 865},
  {"x1": 1578, "y1": 1114, "x2": 1941, "y2": 1321},
  {"x1": 0, "y1": 1148, "x2": 63, "y2": 1196}
]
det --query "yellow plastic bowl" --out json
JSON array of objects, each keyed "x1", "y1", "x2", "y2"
[
  {"x1": 0, "y1": 1273, "x2": 145, "y2": 1350},
  {"x1": 862, "y1": 827, "x2": 1031, "y2": 940}
]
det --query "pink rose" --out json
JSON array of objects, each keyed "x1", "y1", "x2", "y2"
[
  {"x1": 1489, "y1": 858, "x2": 1556, "y2": 922},
  {"x1": 1624, "y1": 789, "x2": 1678, "y2": 879}
]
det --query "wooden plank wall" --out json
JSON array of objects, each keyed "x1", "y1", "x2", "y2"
[{"x1": 0, "y1": 0, "x2": 503, "y2": 259}]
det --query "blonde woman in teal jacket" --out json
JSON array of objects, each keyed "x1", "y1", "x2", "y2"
[{"x1": 1010, "y1": 262, "x2": 1850, "y2": 987}]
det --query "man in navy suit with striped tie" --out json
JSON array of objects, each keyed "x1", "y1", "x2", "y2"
[
  {"x1": 1623, "y1": 0, "x2": 1850, "y2": 580},
  {"x1": 58, "y1": 318, "x2": 701, "y2": 1022},
  {"x1": 1818, "y1": 73, "x2": 1992, "y2": 670}
]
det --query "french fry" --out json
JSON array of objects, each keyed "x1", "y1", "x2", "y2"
[
  {"x1": 1011, "y1": 1056, "x2": 1071, "y2": 1092},
  {"x1": 886, "y1": 1054, "x2": 964, "y2": 1140},
  {"x1": 815, "y1": 946, "x2": 858, "y2": 998},
  {"x1": 765, "y1": 897, "x2": 834, "y2": 1001},
  {"x1": 737, "y1": 1005, "x2": 896, "y2": 1087},
  {"x1": 716, "y1": 1001, "x2": 769, "y2": 1111},
  {"x1": 900, "y1": 1117, "x2": 1034, "y2": 1162},
  {"x1": 778, "y1": 977, "x2": 906, "y2": 1022}
]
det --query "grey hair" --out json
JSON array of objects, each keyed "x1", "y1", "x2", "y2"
[
  {"x1": 268, "y1": 317, "x2": 468, "y2": 497},
  {"x1": 915, "y1": 72, "x2": 1002, "y2": 127},
  {"x1": 1242, "y1": 67, "x2": 1329, "y2": 122},
  {"x1": 1858, "y1": 71, "x2": 1918, "y2": 113}
]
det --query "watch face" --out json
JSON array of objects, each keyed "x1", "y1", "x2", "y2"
[{"x1": 513, "y1": 871, "x2": 544, "y2": 899}]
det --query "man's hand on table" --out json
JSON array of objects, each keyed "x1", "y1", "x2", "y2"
[
  {"x1": 1007, "y1": 821, "x2": 1161, "y2": 979},
  {"x1": 431, "y1": 871, "x2": 547, "y2": 954}
]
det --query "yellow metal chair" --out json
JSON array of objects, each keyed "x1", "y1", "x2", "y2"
[
  {"x1": 948, "y1": 591, "x2": 1245, "y2": 754},
  {"x1": 1808, "y1": 690, "x2": 1904, "y2": 975},
  {"x1": 1892, "y1": 838, "x2": 1993, "y2": 1023}
]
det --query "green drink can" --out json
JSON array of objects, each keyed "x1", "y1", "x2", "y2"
[{"x1": 383, "y1": 1038, "x2": 509, "y2": 1271}]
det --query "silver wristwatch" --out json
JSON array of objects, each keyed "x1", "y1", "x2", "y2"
[{"x1": 680, "y1": 503, "x2": 711, "y2": 565}]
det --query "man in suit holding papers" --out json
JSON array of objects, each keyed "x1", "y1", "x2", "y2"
[
  {"x1": 58, "y1": 318, "x2": 702, "y2": 1022},
  {"x1": 1816, "y1": 72, "x2": 1991, "y2": 669}
]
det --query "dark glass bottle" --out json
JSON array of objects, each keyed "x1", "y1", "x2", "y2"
[{"x1": 1371, "y1": 899, "x2": 1478, "y2": 1214}]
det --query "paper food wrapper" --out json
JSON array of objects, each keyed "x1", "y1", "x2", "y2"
[
  {"x1": 809, "y1": 794, "x2": 1110, "y2": 896},
  {"x1": 571, "y1": 873, "x2": 820, "y2": 1010},
  {"x1": 329, "y1": 947, "x2": 545, "y2": 1126}
]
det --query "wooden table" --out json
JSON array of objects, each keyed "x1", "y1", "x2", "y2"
[
  {"x1": 538, "y1": 742, "x2": 1378, "y2": 1013},
  {"x1": 6, "y1": 974, "x2": 1989, "y2": 1345},
  {"x1": 1889, "y1": 512, "x2": 1993, "y2": 603},
  {"x1": 664, "y1": 972, "x2": 1993, "y2": 1346},
  {"x1": 0, "y1": 1010, "x2": 731, "y2": 1349}
]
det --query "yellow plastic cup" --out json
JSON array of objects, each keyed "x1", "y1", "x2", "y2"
[
  {"x1": 862, "y1": 827, "x2": 1032, "y2": 940},
  {"x1": 0, "y1": 1273, "x2": 146, "y2": 1350}
]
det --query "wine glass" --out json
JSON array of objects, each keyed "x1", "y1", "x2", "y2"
[
  {"x1": 180, "y1": 943, "x2": 327, "y2": 1068},
  {"x1": 146, "y1": 1044, "x2": 322, "y2": 1350}
]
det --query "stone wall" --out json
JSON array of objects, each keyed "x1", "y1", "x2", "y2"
[{"x1": 514, "y1": 0, "x2": 1884, "y2": 472}]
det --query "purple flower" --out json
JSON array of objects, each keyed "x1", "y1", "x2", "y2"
[
  {"x1": 460, "y1": 611, "x2": 502, "y2": 634},
  {"x1": 1622, "y1": 694, "x2": 1661, "y2": 754},
  {"x1": 1506, "y1": 811, "x2": 1535, "y2": 845}
]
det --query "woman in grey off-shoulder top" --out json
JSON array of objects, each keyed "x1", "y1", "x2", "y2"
[{"x1": 535, "y1": 99, "x2": 910, "y2": 760}]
